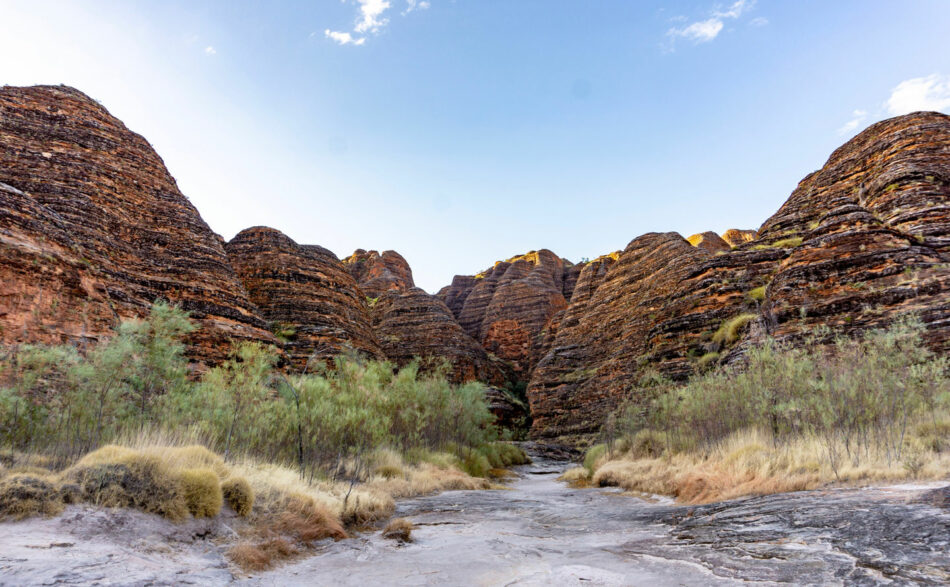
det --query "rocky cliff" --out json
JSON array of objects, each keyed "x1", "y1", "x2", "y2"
[
  {"x1": 0, "y1": 85, "x2": 273, "y2": 363},
  {"x1": 225, "y1": 227, "x2": 383, "y2": 369},
  {"x1": 2, "y1": 84, "x2": 947, "y2": 442},
  {"x1": 342, "y1": 249, "x2": 415, "y2": 297},
  {"x1": 368, "y1": 287, "x2": 509, "y2": 385},
  {"x1": 437, "y1": 250, "x2": 577, "y2": 378},
  {"x1": 526, "y1": 111, "x2": 950, "y2": 441}
]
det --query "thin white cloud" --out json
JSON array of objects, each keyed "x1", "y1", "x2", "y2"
[
  {"x1": 203, "y1": 45, "x2": 216, "y2": 55},
  {"x1": 404, "y1": 0, "x2": 430, "y2": 15},
  {"x1": 671, "y1": 18, "x2": 724, "y2": 43},
  {"x1": 323, "y1": 0, "x2": 426, "y2": 46},
  {"x1": 749, "y1": 17, "x2": 769, "y2": 27},
  {"x1": 354, "y1": 0, "x2": 391, "y2": 34},
  {"x1": 886, "y1": 74, "x2": 950, "y2": 115},
  {"x1": 837, "y1": 110, "x2": 868, "y2": 135},
  {"x1": 667, "y1": 0, "x2": 758, "y2": 47},
  {"x1": 325, "y1": 29, "x2": 366, "y2": 46},
  {"x1": 714, "y1": 0, "x2": 754, "y2": 19}
]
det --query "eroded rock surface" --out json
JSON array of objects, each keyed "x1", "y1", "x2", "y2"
[
  {"x1": 226, "y1": 227, "x2": 383, "y2": 368},
  {"x1": 721, "y1": 228, "x2": 757, "y2": 247},
  {"x1": 368, "y1": 286, "x2": 509, "y2": 385},
  {"x1": 342, "y1": 249, "x2": 415, "y2": 298},
  {"x1": 527, "y1": 112, "x2": 950, "y2": 441},
  {"x1": 0, "y1": 85, "x2": 273, "y2": 364},
  {"x1": 687, "y1": 231, "x2": 730, "y2": 253},
  {"x1": 244, "y1": 454, "x2": 950, "y2": 586},
  {"x1": 438, "y1": 250, "x2": 576, "y2": 378}
]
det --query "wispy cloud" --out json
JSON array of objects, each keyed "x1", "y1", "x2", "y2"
[
  {"x1": 203, "y1": 45, "x2": 216, "y2": 55},
  {"x1": 666, "y1": 0, "x2": 758, "y2": 48},
  {"x1": 749, "y1": 16, "x2": 769, "y2": 27},
  {"x1": 324, "y1": 29, "x2": 365, "y2": 46},
  {"x1": 323, "y1": 0, "x2": 426, "y2": 46},
  {"x1": 403, "y1": 0, "x2": 430, "y2": 15},
  {"x1": 886, "y1": 74, "x2": 950, "y2": 115},
  {"x1": 837, "y1": 110, "x2": 868, "y2": 135}
]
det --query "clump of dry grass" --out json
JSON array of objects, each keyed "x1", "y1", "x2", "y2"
[
  {"x1": 558, "y1": 466, "x2": 591, "y2": 488},
  {"x1": 66, "y1": 445, "x2": 191, "y2": 520},
  {"x1": 0, "y1": 473, "x2": 64, "y2": 520},
  {"x1": 229, "y1": 537, "x2": 298, "y2": 572},
  {"x1": 382, "y1": 517, "x2": 413, "y2": 543},
  {"x1": 591, "y1": 428, "x2": 950, "y2": 504},
  {"x1": 222, "y1": 477, "x2": 254, "y2": 517},
  {"x1": 180, "y1": 468, "x2": 223, "y2": 518}
]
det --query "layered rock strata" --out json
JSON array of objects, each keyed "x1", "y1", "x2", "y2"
[
  {"x1": 225, "y1": 227, "x2": 383, "y2": 369},
  {"x1": 437, "y1": 250, "x2": 576, "y2": 377},
  {"x1": 368, "y1": 287, "x2": 509, "y2": 385},
  {"x1": 0, "y1": 85, "x2": 273, "y2": 362},
  {"x1": 342, "y1": 249, "x2": 415, "y2": 297},
  {"x1": 526, "y1": 111, "x2": 950, "y2": 441}
]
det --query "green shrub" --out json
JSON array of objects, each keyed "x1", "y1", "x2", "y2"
[
  {"x1": 608, "y1": 317, "x2": 950, "y2": 474},
  {"x1": 584, "y1": 444, "x2": 607, "y2": 475},
  {"x1": 458, "y1": 448, "x2": 491, "y2": 478},
  {"x1": 747, "y1": 286, "x2": 766, "y2": 302}
]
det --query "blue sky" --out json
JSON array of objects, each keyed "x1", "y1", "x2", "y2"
[{"x1": 2, "y1": 1, "x2": 950, "y2": 292}]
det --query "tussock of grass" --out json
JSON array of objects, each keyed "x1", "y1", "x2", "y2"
[
  {"x1": 382, "y1": 517, "x2": 413, "y2": 543},
  {"x1": 222, "y1": 477, "x2": 254, "y2": 517},
  {"x1": 0, "y1": 473, "x2": 64, "y2": 520},
  {"x1": 67, "y1": 446, "x2": 191, "y2": 520},
  {"x1": 583, "y1": 444, "x2": 607, "y2": 476},
  {"x1": 180, "y1": 468, "x2": 223, "y2": 518},
  {"x1": 712, "y1": 313, "x2": 757, "y2": 345},
  {"x1": 591, "y1": 428, "x2": 950, "y2": 504},
  {"x1": 558, "y1": 466, "x2": 591, "y2": 487},
  {"x1": 747, "y1": 286, "x2": 766, "y2": 302}
]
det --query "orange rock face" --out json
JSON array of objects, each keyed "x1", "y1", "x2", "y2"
[
  {"x1": 342, "y1": 249, "x2": 415, "y2": 297},
  {"x1": 225, "y1": 227, "x2": 383, "y2": 369},
  {"x1": 369, "y1": 287, "x2": 509, "y2": 385},
  {"x1": 687, "y1": 231, "x2": 731, "y2": 253},
  {"x1": 437, "y1": 250, "x2": 575, "y2": 378},
  {"x1": 721, "y1": 228, "x2": 757, "y2": 247},
  {"x1": 2, "y1": 85, "x2": 948, "y2": 443},
  {"x1": 0, "y1": 85, "x2": 273, "y2": 363},
  {"x1": 526, "y1": 112, "x2": 950, "y2": 442}
]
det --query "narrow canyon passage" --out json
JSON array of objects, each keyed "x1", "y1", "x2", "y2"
[{"x1": 248, "y1": 449, "x2": 950, "y2": 586}]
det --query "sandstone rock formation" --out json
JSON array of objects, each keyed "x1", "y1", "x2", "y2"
[
  {"x1": 687, "y1": 231, "x2": 731, "y2": 253},
  {"x1": 368, "y1": 287, "x2": 508, "y2": 385},
  {"x1": 437, "y1": 250, "x2": 576, "y2": 378},
  {"x1": 225, "y1": 227, "x2": 383, "y2": 369},
  {"x1": 0, "y1": 85, "x2": 273, "y2": 363},
  {"x1": 2, "y1": 84, "x2": 948, "y2": 443},
  {"x1": 342, "y1": 249, "x2": 415, "y2": 297},
  {"x1": 526, "y1": 111, "x2": 950, "y2": 441},
  {"x1": 721, "y1": 228, "x2": 757, "y2": 247}
]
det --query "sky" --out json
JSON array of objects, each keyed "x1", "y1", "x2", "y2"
[{"x1": 2, "y1": 1, "x2": 950, "y2": 293}]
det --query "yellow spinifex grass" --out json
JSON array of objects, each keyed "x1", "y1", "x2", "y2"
[{"x1": 589, "y1": 427, "x2": 950, "y2": 504}]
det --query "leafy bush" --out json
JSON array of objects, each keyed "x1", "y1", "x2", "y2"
[{"x1": 0, "y1": 301, "x2": 515, "y2": 484}]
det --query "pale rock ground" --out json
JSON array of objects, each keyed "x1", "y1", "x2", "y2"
[{"x1": 1, "y1": 453, "x2": 948, "y2": 586}]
